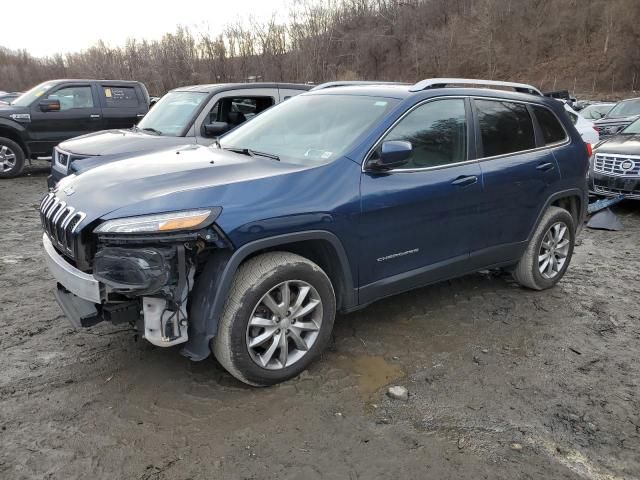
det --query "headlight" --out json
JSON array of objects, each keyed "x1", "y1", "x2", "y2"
[{"x1": 94, "y1": 208, "x2": 219, "y2": 234}]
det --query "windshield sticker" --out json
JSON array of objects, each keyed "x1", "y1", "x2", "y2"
[
  {"x1": 104, "y1": 88, "x2": 112, "y2": 98},
  {"x1": 374, "y1": 101, "x2": 388, "y2": 107},
  {"x1": 321, "y1": 151, "x2": 333, "y2": 159},
  {"x1": 35, "y1": 90, "x2": 45, "y2": 97}
]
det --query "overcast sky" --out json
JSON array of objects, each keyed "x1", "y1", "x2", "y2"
[{"x1": 1, "y1": 0, "x2": 292, "y2": 57}]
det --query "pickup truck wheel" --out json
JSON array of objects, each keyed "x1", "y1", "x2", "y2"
[
  {"x1": 0, "y1": 137, "x2": 25, "y2": 179},
  {"x1": 512, "y1": 206, "x2": 575, "y2": 290},
  {"x1": 213, "y1": 252, "x2": 336, "y2": 386}
]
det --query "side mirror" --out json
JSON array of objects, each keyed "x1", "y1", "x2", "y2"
[
  {"x1": 39, "y1": 99, "x2": 60, "y2": 112},
  {"x1": 203, "y1": 122, "x2": 230, "y2": 137},
  {"x1": 368, "y1": 140, "x2": 412, "y2": 171}
]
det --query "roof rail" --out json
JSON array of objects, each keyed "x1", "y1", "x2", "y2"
[
  {"x1": 311, "y1": 80, "x2": 409, "y2": 91},
  {"x1": 409, "y1": 78, "x2": 542, "y2": 96}
]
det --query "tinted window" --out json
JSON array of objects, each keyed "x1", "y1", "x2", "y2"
[
  {"x1": 47, "y1": 86, "x2": 94, "y2": 110},
  {"x1": 378, "y1": 99, "x2": 467, "y2": 169},
  {"x1": 103, "y1": 86, "x2": 139, "y2": 108},
  {"x1": 475, "y1": 99, "x2": 535, "y2": 157},
  {"x1": 533, "y1": 105, "x2": 567, "y2": 144}
]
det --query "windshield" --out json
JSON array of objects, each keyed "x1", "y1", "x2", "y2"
[
  {"x1": 621, "y1": 118, "x2": 640, "y2": 134},
  {"x1": 137, "y1": 91, "x2": 209, "y2": 136},
  {"x1": 11, "y1": 82, "x2": 56, "y2": 107},
  {"x1": 607, "y1": 99, "x2": 640, "y2": 118},
  {"x1": 581, "y1": 104, "x2": 613, "y2": 120},
  {"x1": 219, "y1": 94, "x2": 400, "y2": 164}
]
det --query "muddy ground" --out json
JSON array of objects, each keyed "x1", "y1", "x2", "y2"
[{"x1": 1, "y1": 161, "x2": 639, "y2": 479}]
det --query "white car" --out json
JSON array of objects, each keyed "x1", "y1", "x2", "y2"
[{"x1": 563, "y1": 103, "x2": 599, "y2": 145}]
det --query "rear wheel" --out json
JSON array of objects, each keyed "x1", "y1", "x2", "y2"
[
  {"x1": 0, "y1": 137, "x2": 25, "y2": 179},
  {"x1": 513, "y1": 206, "x2": 575, "y2": 290},
  {"x1": 213, "y1": 252, "x2": 336, "y2": 386}
]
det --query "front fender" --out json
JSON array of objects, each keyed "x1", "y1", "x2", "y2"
[{"x1": 181, "y1": 230, "x2": 354, "y2": 361}]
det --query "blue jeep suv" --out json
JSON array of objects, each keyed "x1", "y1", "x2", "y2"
[{"x1": 41, "y1": 78, "x2": 588, "y2": 386}]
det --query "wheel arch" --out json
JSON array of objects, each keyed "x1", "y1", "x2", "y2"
[
  {"x1": 183, "y1": 230, "x2": 355, "y2": 361},
  {"x1": 528, "y1": 188, "x2": 586, "y2": 240},
  {"x1": 0, "y1": 123, "x2": 29, "y2": 158}
]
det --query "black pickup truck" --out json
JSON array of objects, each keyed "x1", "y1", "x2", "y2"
[{"x1": 0, "y1": 79, "x2": 149, "y2": 178}]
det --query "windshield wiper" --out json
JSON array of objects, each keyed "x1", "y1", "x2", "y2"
[
  {"x1": 140, "y1": 127, "x2": 162, "y2": 135},
  {"x1": 223, "y1": 146, "x2": 280, "y2": 161}
]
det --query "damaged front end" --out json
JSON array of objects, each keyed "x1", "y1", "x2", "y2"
[{"x1": 43, "y1": 199, "x2": 230, "y2": 353}]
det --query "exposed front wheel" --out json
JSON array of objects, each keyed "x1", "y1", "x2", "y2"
[
  {"x1": 0, "y1": 137, "x2": 25, "y2": 179},
  {"x1": 513, "y1": 206, "x2": 575, "y2": 290},
  {"x1": 213, "y1": 252, "x2": 336, "y2": 386}
]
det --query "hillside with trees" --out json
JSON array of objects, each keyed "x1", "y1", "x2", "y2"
[{"x1": 1, "y1": 0, "x2": 639, "y2": 98}]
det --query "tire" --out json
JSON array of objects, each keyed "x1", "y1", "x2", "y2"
[
  {"x1": 0, "y1": 137, "x2": 25, "y2": 179},
  {"x1": 213, "y1": 252, "x2": 336, "y2": 386},
  {"x1": 512, "y1": 206, "x2": 575, "y2": 290}
]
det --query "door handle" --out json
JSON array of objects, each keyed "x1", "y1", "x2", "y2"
[
  {"x1": 536, "y1": 162, "x2": 554, "y2": 171},
  {"x1": 90, "y1": 114, "x2": 101, "y2": 119},
  {"x1": 451, "y1": 175, "x2": 478, "y2": 187}
]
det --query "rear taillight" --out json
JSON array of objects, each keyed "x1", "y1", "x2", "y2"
[{"x1": 586, "y1": 143, "x2": 593, "y2": 157}]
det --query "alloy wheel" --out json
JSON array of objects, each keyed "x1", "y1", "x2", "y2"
[
  {"x1": 538, "y1": 221, "x2": 570, "y2": 279},
  {"x1": 246, "y1": 280, "x2": 323, "y2": 370},
  {"x1": 0, "y1": 145, "x2": 16, "y2": 173}
]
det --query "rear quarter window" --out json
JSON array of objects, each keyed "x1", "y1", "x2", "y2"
[
  {"x1": 532, "y1": 105, "x2": 567, "y2": 144},
  {"x1": 102, "y1": 86, "x2": 139, "y2": 108}
]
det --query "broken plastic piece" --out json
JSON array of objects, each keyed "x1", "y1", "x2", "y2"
[
  {"x1": 587, "y1": 194, "x2": 624, "y2": 214},
  {"x1": 586, "y1": 208, "x2": 624, "y2": 231}
]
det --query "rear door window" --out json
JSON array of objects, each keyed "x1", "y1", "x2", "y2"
[
  {"x1": 475, "y1": 99, "x2": 535, "y2": 157},
  {"x1": 532, "y1": 105, "x2": 567, "y2": 144},
  {"x1": 102, "y1": 86, "x2": 139, "y2": 108}
]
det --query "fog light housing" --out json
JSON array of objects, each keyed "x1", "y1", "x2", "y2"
[{"x1": 94, "y1": 247, "x2": 173, "y2": 294}]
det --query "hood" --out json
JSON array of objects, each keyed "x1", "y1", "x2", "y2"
[
  {"x1": 594, "y1": 134, "x2": 640, "y2": 156},
  {"x1": 595, "y1": 114, "x2": 640, "y2": 126},
  {"x1": 0, "y1": 103, "x2": 28, "y2": 117},
  {"x1": 59, "y1": 129, "x2": 194, "y2": 156},
  {"x1": 54, "y1": 145, "x2": 310, "y2": 225}
]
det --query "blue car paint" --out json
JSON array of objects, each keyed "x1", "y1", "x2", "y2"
[{"x1": 53, "y1": 85, "x2": 588, "y2": 313}]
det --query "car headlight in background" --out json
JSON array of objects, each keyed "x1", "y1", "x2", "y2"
[{"x1": 94, "y1": 208, "x2": 219, "y2": 234}]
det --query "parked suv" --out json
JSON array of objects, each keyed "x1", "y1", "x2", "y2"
[
  {"x1": 594, "y1": 97, "x2": 640, "y2": 138},
  {"x1": 589, "y1": 117, "x2": 640, "y2": 199},
  {"x1": 0, "y1": 79, "x2": 149, "y2": 178},
  {"x1": 48, "y1": 83, "x2": 310, "y2": 187},
  {"x1": 41, "y1": 78, "x2": 588, "y2": 386}
]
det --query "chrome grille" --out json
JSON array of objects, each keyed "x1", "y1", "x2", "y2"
[
  {"x1": 593, "y1": 154, "x2": 640, "y2": 177},
  {"x1": 39, "y1": 193, "x2": 86, "y2": 256},
  {"x1": 593, "y1": 184, "x2": 640, "y2": 199},
  {"x1": 55, "y1": 149, "x2": 69, "y2": 167}
]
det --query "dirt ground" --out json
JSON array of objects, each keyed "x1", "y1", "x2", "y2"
[{"x1": 1, "y1": 161, "x2": 639, "y2": 480}]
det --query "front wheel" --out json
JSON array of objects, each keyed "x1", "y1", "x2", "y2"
[
  {"x1": 0, "y1": 137, "x2": 25, "y2": 179},
  {"x1": 213, "y1": 252, "x2": 336, "y2": 386},
  {"x1": 512, "y1": 206, "x2": 576, "y2": 290}
]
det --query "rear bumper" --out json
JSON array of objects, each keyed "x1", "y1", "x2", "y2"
[{"x1": 43, "y1": 233, "x2": 103, "y2": 303}]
